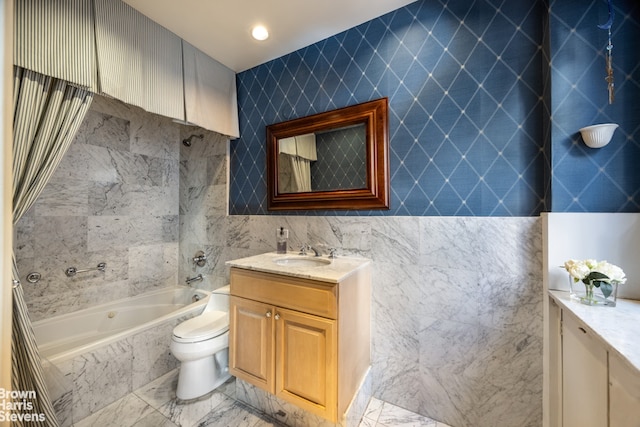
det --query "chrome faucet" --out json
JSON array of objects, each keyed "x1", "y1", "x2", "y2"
[
  {"x1": 299, "y1": 244, "x2": 321, "y2": 257},
  {"x1": 185, "y1": 274, "x2": 203, "y2": 285}
]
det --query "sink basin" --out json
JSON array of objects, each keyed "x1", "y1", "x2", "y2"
[{"x1": 274, "y1": 256, "x2": 332, "y2": 267}]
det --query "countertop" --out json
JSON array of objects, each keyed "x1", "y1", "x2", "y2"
[
  {"x1": 549, "y1": 290, "x2": 640, "y2": 375},
  {"x1": 225, "y1": 251, "x2": 371, "y2": 283}
]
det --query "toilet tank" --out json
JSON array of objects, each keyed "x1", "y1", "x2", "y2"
[{"x1": 202, "y1": 285, "x2": 230, "y2": 313}]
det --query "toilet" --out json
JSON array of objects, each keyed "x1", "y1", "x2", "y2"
[{"x1": 170, "y1": 285, "x2": 231, "y2": 400}]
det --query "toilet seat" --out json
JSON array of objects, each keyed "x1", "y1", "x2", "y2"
[{"x1": 172, "y1": 311, "x2": 228, "y2": 343}]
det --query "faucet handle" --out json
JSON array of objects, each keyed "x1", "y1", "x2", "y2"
[
  {"x1": 328, "y1": 248, "x2": 337, "y2": 259},
  {"x1": 299, "y1": 244, "x2": 308, "y2": 255}
]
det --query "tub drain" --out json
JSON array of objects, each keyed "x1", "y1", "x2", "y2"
[{"x1": 107, "y1": 311, "x2": 116, "y2": 318}]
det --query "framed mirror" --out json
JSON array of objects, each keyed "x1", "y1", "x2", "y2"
[{"x1": 266, "y1": 98, "x2": 389, "y2": 210}]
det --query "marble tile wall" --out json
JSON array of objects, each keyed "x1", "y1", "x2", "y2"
[
  {"x1": 177, "y1": 128, "x2": 229, "y2": 291},
  {"x1": 45, "y1": 316, "x2": 188, "y2": 425},
  {"x1": 217, "y1": 215, "x2": 544, "y2": 427},
  {"x1": 15, "y1": 95, "x2": 183, "y2": 320}
]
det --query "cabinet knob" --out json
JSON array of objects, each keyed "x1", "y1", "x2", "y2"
[
  {"x1": 274, "y1": 313, "x2": 280, "y2": 320},
  {"x1": 266, "y1": 311, "x2": 272, "y2": 318}
]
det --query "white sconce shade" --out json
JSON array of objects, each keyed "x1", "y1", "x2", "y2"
[{"x1": 579, "y1": 123, "x2": 619, "y2": 148}]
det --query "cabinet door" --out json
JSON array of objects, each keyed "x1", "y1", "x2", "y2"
[
  {"x1": 562, "y1": 313, "x2": 608, "y2": 427},
  {"x1": 548, "y1": 298, "x2": 562, "y2": 427},
  {"x1": 609, "y1": 351, "x2": 640, "y2": 427},
  {"x1": 275, "y1": 307, "x2": 337, "y2": 421},
  {"x1": 229, "y1": 296, "x2": 275, "y2": 392}
]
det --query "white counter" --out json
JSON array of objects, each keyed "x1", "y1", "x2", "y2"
[
  {"x1": 549, "y1": 290, "x2": 640, "y2": 375},
  {"x1": 226, "y1": 252, "x2": 371, "y2": 283}
]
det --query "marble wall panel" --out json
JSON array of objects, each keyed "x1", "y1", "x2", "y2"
[
  {"x1": 16, "y1": 94, "x2": 184, "y2": 319},
  {"x1": 228, "y1": 215, "x2": 544, "y2": 427},
  {"x1": 71, "y1": 339, "x2": 134, "y2": 422},
  {"x1": 418, "y1": 217, "x2": 542, "y2": 277},
  {"x1": 129, "y1": 114, "x2": 180, "y2": 161},
  {"x1": 180, "y1": 158, "x2": 207, "y2": 190},
  {"x1": 370, "y1": 217, "x2": 420, "y2": 265},
  {"x1": 207, "y1": 154, "x2": 227, "y2": 186},
  {"x1": 177, "y1": 127, "x2": 231, "y2": 291},
  {"x1": 224, "y1": 215, "x2": 251, "y2": 249},
  {"x1": 86, "y1": 215, "x2": 178, "y2": 252},
  {"x1": 306, "y1": 216, "x2": 372, "y2": 257},
  {"x1": 44, "y1": 359, "x2": 74, "y2": 427},
  {"x1": 32, "y1": 176, "x2": 89, "y2": 217},
  {"x1": 128, "y1": 243, "x2": 179, "y2": 294},
  {"x1": 72, "y1": 110, "x2": 129, "y2": 151},
  {"x1": 131, "y1": 321, "x2": 179, "y2": 390}
]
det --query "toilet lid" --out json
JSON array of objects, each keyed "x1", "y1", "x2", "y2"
[{"x1": 172, "y1": 311, "x2": 228, "y2": 342}]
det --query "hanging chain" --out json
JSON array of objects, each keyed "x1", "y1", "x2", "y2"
[
  {"x1": 605, "y1": 28, "x2": 614, "y2": 104},
  {"x1": 598, "y1": 0, "x2": 615, "y2": 104}
]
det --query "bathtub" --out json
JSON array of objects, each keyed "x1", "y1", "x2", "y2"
[{"x1": 33, "y1": 286, "x2": 210, "y2": 364}]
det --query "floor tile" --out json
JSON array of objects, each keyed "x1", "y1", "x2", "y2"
[
  {"x1": 134, "y1": 369, "x2": 180, "y2": 410},
  {"x1": 195, "y1": 398, "x2": 285, "y2": 427},
  {"x1": 74, "y1": 393, "x2": 174, "y2": 427},
  {"x1": 155, "y1": 392, "x2": 229, "y2": 427},
  {"x1": 362, "y1": 397, "x2": 384, "y2": 423},
  {"x1": 75, "y1": 371, "x2": 453, "y2": 427},
  {"x1": 376, "y1": 402, "x2": 438, "y2": 427}
]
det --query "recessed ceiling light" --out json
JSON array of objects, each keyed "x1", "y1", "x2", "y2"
[{"x1": 251, "y1": 25, "x2": 269, "y2": 41}]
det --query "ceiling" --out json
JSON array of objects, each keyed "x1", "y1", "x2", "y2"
[{"x1": 123, "y1": 0, "x2": 417, "y2": 73}]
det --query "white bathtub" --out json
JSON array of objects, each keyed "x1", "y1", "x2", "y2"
[{"x1": 33, "y1": 286, "x2": 210, "y2": 364}]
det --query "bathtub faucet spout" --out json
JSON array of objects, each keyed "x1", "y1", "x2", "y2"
[{"x1": 185, "y1": 274, "x2": 203, "y2": 285}]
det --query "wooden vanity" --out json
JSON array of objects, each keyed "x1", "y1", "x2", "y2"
[{"x1": 227, "y1": 253, "x2": 371, "y2": 422}]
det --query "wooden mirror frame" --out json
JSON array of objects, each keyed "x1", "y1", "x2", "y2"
[{"x1": 266, "y1": 98, "x2": 390, "y2": 211}]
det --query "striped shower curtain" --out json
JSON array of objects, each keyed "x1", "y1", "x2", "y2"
[{"x1": 11, "y1": 66, "x2": 93, "y2": 427}]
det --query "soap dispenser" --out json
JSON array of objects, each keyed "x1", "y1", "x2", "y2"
[{"x1": 276, "y1": 227, "x2": 289, "y2": 254}]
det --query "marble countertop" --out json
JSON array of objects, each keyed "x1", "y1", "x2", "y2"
[
  {"x1": 226, "y1": 251, "x2": 371, "y2": 283},
  {"x1": 549, "y1": 290, "x2": 640, "y2": 375}
]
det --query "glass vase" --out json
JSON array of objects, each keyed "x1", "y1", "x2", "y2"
[{"x1": 569, "y1": 275, "x2": 618, "y2": 307}]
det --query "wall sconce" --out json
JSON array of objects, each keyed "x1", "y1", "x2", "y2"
[{"x1": 579, "y1": 123, "x2": 618, "y2": 148}]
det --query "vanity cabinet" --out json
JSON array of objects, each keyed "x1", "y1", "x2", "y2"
[
  {"x1": 548, "y1": 295, "x2": 640, "y2": 427},
  {"x1": 229, "y1": 266, "x2": 370, "y2": 422},
  {"x1": 561, "y1": 311, "x2": 608, "y2": 427}
]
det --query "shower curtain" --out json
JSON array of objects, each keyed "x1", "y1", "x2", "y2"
[
  {"x1": 278, "y1": 134, "x2": 316, "y2": 193},
  {"x1": 11, "y1": 66, "x2": 93, "y2": 427},
  {"x1": 289, "y1": 155, "x2": 313, "y2": 192}
]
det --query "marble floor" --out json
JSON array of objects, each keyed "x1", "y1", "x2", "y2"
[{"x1": 73, "y1": 369, "x2": 453, "y2": 427}]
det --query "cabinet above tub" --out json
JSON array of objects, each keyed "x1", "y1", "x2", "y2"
[{"x1": 225, "y1": 252, "x2": 371, "y2": 423}]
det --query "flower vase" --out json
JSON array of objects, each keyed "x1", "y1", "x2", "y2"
[
  {"x1": 569, "y1": 275, "x2": 618, "y2": 307},
  {"x1": 582, "y1": 282, "x2": 596, "y2": 305}
]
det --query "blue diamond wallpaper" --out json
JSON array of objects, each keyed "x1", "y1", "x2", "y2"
[
  {"x1": 550, "y1": 0, "x2": 640, "y2": 212},
  {"x1": 230, "y1": 0, "x2": 640, "y2": 216},
  {"x1": 312, "y1": 125, "x2": 367, "y2": 192}
]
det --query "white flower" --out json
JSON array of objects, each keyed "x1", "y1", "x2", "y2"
[
  {"x1": 563, "y1": 259, "x2": 626, "y2": 285},
  {"x1": 595, "y1": 261, "x2": 627, "y2": 284},
  {"x1": 584, "y1": 259, "x2": 599, "y2": 270},
  {"x1": 564, "y1": 259, "x2": 590, "y2": 281}
]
